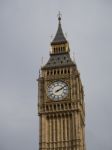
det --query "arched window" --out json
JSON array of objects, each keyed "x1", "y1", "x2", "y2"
[
  {"x1": 56, "y1": 47, "x2": 58, "y2": 53},
  {"x1": 59, "y1": 47, "x2": 60, "y2": 52},
  {"x1": 54, "y1": 105, "x2": 56, "y2": 110},
  {"x1": 69, "y1": 103, "x2": 71, "y2": 109},
  {"x1": 47, "y1": 71, "x2": 49, "y2": 75},
  {"x1": 57, "y1": 104, "x2": 60, "y2": 110},
  {"x1": 46, "y1": 105, "x2": 49, "y2": 111},
  {"x1": 54, "y1": 70, "x2": 56, "y2": 74},
  {"x1": 65, "y1": 103, "x2": 67, "y2": 109},
  {"x1": 61, "y1": 70, "x2": 63, "y2": 74},
  {"x1": 61, "y1": 104, "x2": 64, "y2": 109}
]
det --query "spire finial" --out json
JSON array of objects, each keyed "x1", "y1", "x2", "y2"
[
  {"x1": 57, "y1": 11, "x2": 62, "y2": 23},
  {"x1": 51, "y1": 12, "x2": 67, "y2": 45}
]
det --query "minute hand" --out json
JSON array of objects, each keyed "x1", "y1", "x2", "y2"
[{"x1": 55, "y1": 86, "x2": 66, "y2": 93}]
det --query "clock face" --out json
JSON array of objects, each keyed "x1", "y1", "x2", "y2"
[{"x1": 47, "y1": 81, "x2": 69, "y2": 101}]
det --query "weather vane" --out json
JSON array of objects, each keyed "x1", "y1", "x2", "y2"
[{"x1": 57, "y1": 11, "x2": 62, "y2": 22}]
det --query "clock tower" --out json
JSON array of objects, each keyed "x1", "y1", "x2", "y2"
[{"x1": 38, "y1": 15, "x2": 86, "y2": 150}]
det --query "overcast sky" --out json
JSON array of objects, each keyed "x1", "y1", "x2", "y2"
[{"x1": 0, "y1": 0, "x2": 112, "y2": 150}]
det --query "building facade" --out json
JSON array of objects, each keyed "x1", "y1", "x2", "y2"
[{"x1": 37, "y1": 15, "x2": 86, "y2": 150}]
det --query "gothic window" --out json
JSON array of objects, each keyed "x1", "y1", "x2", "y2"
[
  {"x1": 46, "y1": 105, "x2": 49, "y2": 111},
  {"x1": 54, "y1": 70, "x2": 56, "y2": 74},
  {"x1": 64, "y1": 69, "x2": 67, "y2": 74},
  {"x1": 59, "y1": 47, "x2": 60, "y2": 52},
  {"x1": 56, "y1": 47, "x2": 57, "y2": 53},
  {"x1": 65, "y1": 103, "x2": 67, "y2": 109},
  {"x1": 63, "y1": 119, "x2": 65, "y2": 140},
  {"x1": 61, "y1": 104, "x2": 64, "y2": 109},
  {"x1": 57, "y1": 70, "x2": 59, "y2": 74},
  {"x1": 47, "y1": 71, "x2": 49, "y2": 75},
  {"x1": 61, "y1": 69, "x2": 63, "y2": 74},
  {"x1": 50, "y1": 105, "x2": 52, "y2": 110},
  {"x1": 69, "y1": 103, "x2": 71, "y2": 109},
  {"x1": 57, "y1": 104, "x2": 60, "y2": 110},
  {"x1": 54, "y1": 105, "x2": 56, "y2": 110}
]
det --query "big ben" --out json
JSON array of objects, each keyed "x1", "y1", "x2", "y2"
[{"x1": 37, "y1": 14, "x2": 86, "y2": 150}]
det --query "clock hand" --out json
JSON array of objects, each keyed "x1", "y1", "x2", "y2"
[{"x1": 55, "y1": 85, "x2": 66, "y2": 93}]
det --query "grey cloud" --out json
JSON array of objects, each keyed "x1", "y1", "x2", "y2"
[{"x1": 0, "y1": 0, "x2": 112, "y2": 150}]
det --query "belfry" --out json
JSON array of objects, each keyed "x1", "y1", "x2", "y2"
[{"x1": 37, "y1": 14, "x2": 86, "y2": 150}]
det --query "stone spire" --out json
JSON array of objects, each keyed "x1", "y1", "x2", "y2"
[{"x1": 51, "y1": 12, "x2": 67, "y2": 45}]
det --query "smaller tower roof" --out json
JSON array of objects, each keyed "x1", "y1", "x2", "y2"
[{"x1": 51, "y1": 13, "x2": 67, "y2": 45}]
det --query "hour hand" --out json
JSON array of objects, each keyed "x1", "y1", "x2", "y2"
[
  {"x1": 55, "y1": 88, "x2": 63, "y2": 93},
  {"x1": 55, "y1": 86, "x2": 66, "y2": 93}
]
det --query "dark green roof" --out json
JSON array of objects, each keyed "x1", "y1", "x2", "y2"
[
  {"x1": 42, "y1": 53, "x2": 75, "y2": 69},
  {"x1": 51, "y1": 18, "x2": 67, "y2": 45},
  {"x1": 42, "y1": 15, "x2": 75, "y2": 70}
]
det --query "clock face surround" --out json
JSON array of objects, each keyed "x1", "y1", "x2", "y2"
[{"x1": 47, "y1": 81, "x2": 69, "y2": 101}]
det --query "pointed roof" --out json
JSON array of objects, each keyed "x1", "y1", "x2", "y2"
[
  {"x1": 42, "y1": 53, "x2": 75, "y2": 69},
  {"x1": 51, "y1": 14, "x2": 67, "y2": 45}
]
